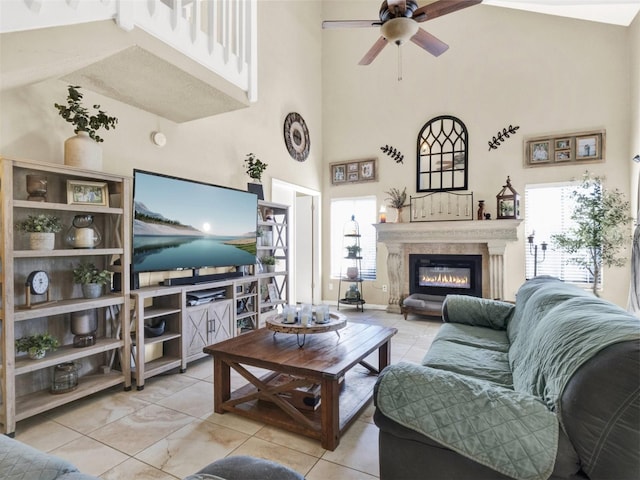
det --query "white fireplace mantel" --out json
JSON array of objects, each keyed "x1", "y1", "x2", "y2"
[{"x1": 374, "y1": 220, "x2": 523, "y2": 312}]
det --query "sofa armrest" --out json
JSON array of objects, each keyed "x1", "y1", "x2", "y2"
[{"x1": 442, "y1": 295, "x2": 514, "y2": 330}]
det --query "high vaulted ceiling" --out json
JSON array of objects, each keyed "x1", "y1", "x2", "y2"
[{"x1": 483, "y1": 0, "x2": 640, "y2": 26}]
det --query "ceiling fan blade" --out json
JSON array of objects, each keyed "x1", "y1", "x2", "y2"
[
  {"x1": 322, "y1": 20, "x2": 381, "y2": 29},
  {"x1": 410, "y1": 28, "x2": 449, "y2": 57},
  {"x1": 359, "y1": 37, "x2": 388, "y2": 65},
  {"x1": 413, "y1": 0, "x2": 482, "y2": 23}
]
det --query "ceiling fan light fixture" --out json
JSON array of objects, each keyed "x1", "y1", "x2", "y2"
[{"x1": 381, "y1": 17, "x2": 419, "y2": 45}]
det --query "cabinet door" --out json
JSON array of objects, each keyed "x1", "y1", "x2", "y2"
[
  {"x1": 185, "y1": 305, "x2": 208, "y2": 359},
  {"x1": 208, "y1": 300, "x2": 233, "y2": 344}
]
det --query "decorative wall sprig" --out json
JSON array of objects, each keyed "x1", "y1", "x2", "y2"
[
  {"x1": 488, "y1": 125, "x2": 520, "y2": 151},
  {"x1": 380, "y1": 145, "x2": 404, "y2": 163}
]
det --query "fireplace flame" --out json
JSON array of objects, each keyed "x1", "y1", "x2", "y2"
[{"x1": 421, "y1": 273, "x2": 470, "y2": 288}]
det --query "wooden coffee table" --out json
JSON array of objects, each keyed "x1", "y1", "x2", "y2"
[{"x1": 203, "y1": 322, "x2": 397, "y2": 450}]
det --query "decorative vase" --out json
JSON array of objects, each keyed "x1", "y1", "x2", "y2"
[
  {"x1": 70, "y1": 309, "x2": 98, "y2": 347},
  {"x1": 266, "y1": 265, "x2": 275, "y2": 273},
  {"x1": 26, "y1": 175, "x2": 48, "y2": 201},
  {"x1": 247, "y1": 182, "x2": 264, "y2": 200},
  {"x1": 28, "y1": 348, "x2": 46, "y2": 360},
  {"x1": 395, "y1": 207, "x2": 404, "y2": 223},
  {"x1": 346, "y1": 267, "x2": 359, "y2": 279},
  {"x1": 64, "y1": 132, "x2": 103, "y2": 170},
  {"x1": 66, "y1": 214, "x2": 102, "y2": 248},
  {"x1": 51, "y1": 362, "x2": 79, "y2": 394},
  {"x1": 81, "y1": 283, "x2": 103, "y2": 299},
  {"x1": 29, "y1": 232, "x2": 55, "y2": 250}
]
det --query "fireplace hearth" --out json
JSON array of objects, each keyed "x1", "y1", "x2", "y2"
[{"x1": 410, "y1": 254, "x2": 482, "y2": 298}]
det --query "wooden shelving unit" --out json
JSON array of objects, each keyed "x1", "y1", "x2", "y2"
[{"x1": 0, "y1": 157, "x2": 131, "y2": 435}]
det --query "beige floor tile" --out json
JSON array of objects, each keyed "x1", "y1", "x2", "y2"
[
  {"x1": 202, "y1": 411, "x2": 265, "y2": 435},
  {"x1": 101, "y1": 457, "x2": 180, "y2": 480},
  {"x1": 89, "y1": 404, "x2": 195, "y2": 455},
  {"x1": 48, "y1": 389, "x2": 151, "y2": 434},
  {"x1": 49, "y1": 437, "x2": 129, "y2": 477},
  {"x1": 132, "y1": 372, "x2": 200, "y2": 403},
  {"x1": 229, "y1": 436, "x2": 316, "y2": 477},
  {"x1": 254, "y1": 425, "x2": 326, "y2": 457},
  {"x1": 306, "y1": 459, "x2": 378, "y2": 480},
  {"x1": 322, "y1": 420, "x2": 380, "y2": 477},
  {"x1": 15, "y1": 416, "x2": 82, "y2": 452},
  {"x1": 156, "y1": 380, "x2": 214, "y2": 418},
  {"x1": 182, "y1": 357, "x2": 214, "y2": 380},
  {"x1": 135, "y1": 418, "x2": 250, "y2": 478}
]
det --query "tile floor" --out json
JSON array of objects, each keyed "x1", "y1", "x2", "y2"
[{"x1": 14, "y1": 309, "x2": 442, "y2": 479}]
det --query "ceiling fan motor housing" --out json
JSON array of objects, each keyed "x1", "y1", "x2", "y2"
[
  {"x1": 381, "y1": 17, "x2": 419, "y2": 45},
  {"x1": 379, "y1": 0, "x2": 418, "y2": 22}
]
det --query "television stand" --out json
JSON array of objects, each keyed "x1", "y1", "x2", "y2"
[{"x1": 162, "y1": 270, "x2": 244, "y2": 286}]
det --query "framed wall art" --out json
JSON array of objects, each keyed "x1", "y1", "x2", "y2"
[
  {"x1": 525, "y1": 130, "x2": 605, "y2": 168},
  {"x1": 330, "y1": 158, "x2": 377, "y2": 185},
  {"x1": 67, "y1": 180, "x2": 109, "y2": 206}
]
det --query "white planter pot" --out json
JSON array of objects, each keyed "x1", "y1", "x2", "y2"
[
  {"x1": 29, "y1": 232, "x2": 55, "y2": 250},
  {"x1": 64, "y1": 132, "x2": 103, "y2": 170}
]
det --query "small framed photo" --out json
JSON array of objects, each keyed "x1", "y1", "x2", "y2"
[
  {"x1": 331, "y1": 164, "x2": 346, "y2": 184},
  {"x1": 555, "y1": 138, "x2": 571, "y2": 149},
  {"x1": 347, "y1": 163, "x2": 359, "y2": 173},
  {"x1": 67, "y1": 180, "x2": 109, "y2": 206},
  {"x1": 530, "y1": 141, "x2": 551, "y2": 164},
  {"x1": 347, "y1": 172, "x2": 359, "y2": 182},
  {"x1": 555, "y1": 150, "x2": 571, "y2": 162},
  {"x1": 360, "y1": 160, "x2": 376, "y2": 180},
  {"x1": 576, "y1": 135, "x2": 599, "y2": 159}
]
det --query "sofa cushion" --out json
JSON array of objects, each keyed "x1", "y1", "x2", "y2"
[
  {"x1": 510, "y1": 294, "x2": 640, "y2": 407},
  {"x1": 433, "y1": 322, "x2": 511, "y2": 353},
  {"x1": 443, "y1": 295, "x2": 515, "y2": 330},
  {"x1": 376, "y1": 362, "x2": 559, "y2": 480},
  {"x1": 422, "y1": 333, "x2": 513, "y2": 387}
]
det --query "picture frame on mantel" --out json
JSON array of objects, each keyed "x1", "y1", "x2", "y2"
[{"x1": 525, "y1": 130, "x2": 605, "y2": 168}]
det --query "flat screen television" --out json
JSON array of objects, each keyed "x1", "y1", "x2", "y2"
[{"x1": 132, "y1": 169, "x2": 258, "y2": 277}]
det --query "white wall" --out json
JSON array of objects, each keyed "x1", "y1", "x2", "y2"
[
  {"x1": 0, "y1": 1, "x2": 324, "y2": 201},
  {"x1": 321, "y1": 2, "x2": 634, "y2": 306}
]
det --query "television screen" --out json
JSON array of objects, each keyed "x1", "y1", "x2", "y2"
[{"x1": 132, "y1": 170, "x2": 258, "y2": 273}]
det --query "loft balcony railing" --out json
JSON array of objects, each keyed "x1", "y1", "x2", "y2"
[{"x1": 1, "y1": 0, "x2": 257, "y2": 102}]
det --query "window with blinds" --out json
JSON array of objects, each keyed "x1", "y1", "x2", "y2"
[
  {"x1": 330, "y1": 197, "x2": 377, "y2": 280},
  {"x1": 525, "y1": 182, "x2": 598, "y2": 286}
]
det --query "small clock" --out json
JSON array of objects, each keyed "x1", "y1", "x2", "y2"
[
  {"x1": 283, "y1": 112, "x2": 310, "y2": 162},
  {"x1": 23, "y1": 270, "x2": 55, "y2": 309}
]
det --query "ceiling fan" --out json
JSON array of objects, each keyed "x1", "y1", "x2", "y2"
[{"x1": 322, "y1": 0, "x2": 482, "y2": 66}]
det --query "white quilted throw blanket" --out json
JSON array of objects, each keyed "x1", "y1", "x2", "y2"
[{"x1": 377, "y1": 362, "x2": 559, "y2": 480}]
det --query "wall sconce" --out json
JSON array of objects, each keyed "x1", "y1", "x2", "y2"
[
  {"x1": 528, "y1": 231, "x2": 547, "y2": 277},
  {"x1": 633, "y1": 154, "x2": 640, "y2": 163},
  {"x1": 150, "y1": 131, "x2": 167, "y2": 148}
]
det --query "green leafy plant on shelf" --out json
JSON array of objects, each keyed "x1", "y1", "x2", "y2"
[
  {"x1": 260, "y1": 255, "x2": 276, "y2": 266},
  {"x1": 15, "y1": 333, "x2": 59, "y2": 359},
  {"x1": 244, "y1": 153, "x2": 268, "y2": 182},
  {"x1": 15, "y1": 214, "x2": 63, "y2": 233},
  {"x1": 346, "y1": 245, "x2": 361, "y2": 258},
  {"x1": 72, "y1": 262, "x2": 112, "y2": 286},
  {"x1": 54, "y1": 85, "x2": 118, "y2": 142}
]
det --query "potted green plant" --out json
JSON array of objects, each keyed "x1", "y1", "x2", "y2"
[
  {"x1": 260, "y1": 255, "x2": 277, "y2": 273},
  {"x1": 72, "y1": 261, "x2": 111, "y2": 299},
  {"x1": 346, "y1": 244, "x2": 361, "y2": 258},
  {"x1": 244, "y1": 153, "x2": 268, "y2": 200},
  {"x1": 551, "y1": 174, "x2": 632, "y2": 296},
  {"x1": 16, "y1": 333, "x2": 59, "y2": 360},
  {"x1": 385, "y1": 187, "x2": 408, "y2": 222},
  {"x1": 15, "y1": 214, "x2": 62, "y2": 250},
  {"x1": 54, "y1": 85, "x2": 118, "y2": 170}
]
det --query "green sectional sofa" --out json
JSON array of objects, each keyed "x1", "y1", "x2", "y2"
[{"x1": 374, "y1": 276, "x2": 640, "y2": 480}]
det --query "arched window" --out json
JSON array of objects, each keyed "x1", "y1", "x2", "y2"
[{"x1": 416, "y1": 115, "x2": 468, "y2": 192}]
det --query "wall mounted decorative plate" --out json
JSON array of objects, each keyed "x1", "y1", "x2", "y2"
[{"x1": 283, "y1": 112, "x2": 310, "y2": 162}]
